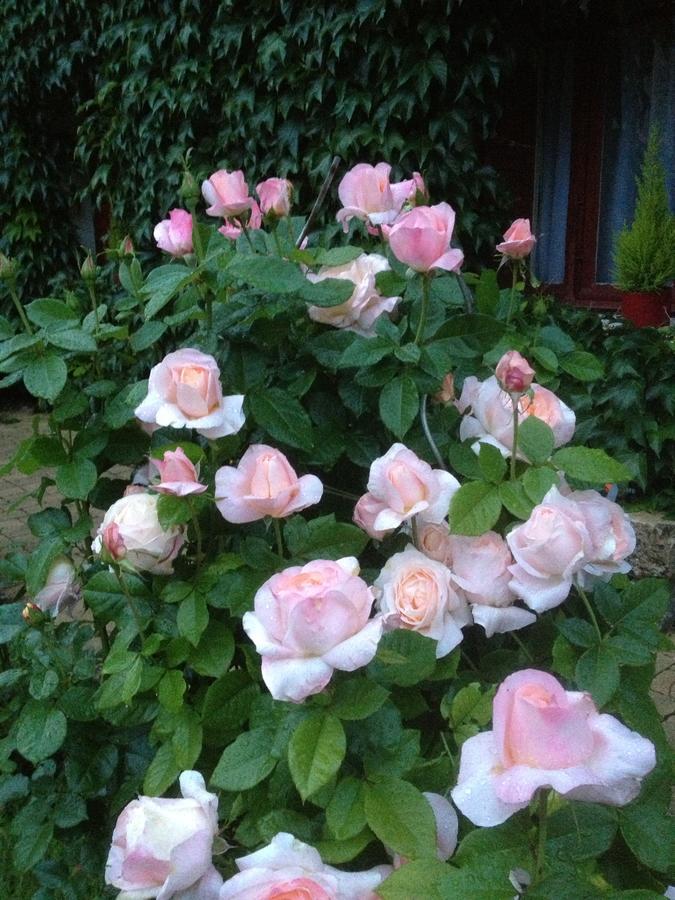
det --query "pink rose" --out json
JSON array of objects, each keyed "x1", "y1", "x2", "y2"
[
  {"x1": 570, "y1": 489, "x2": 636, "y2": 582},
  {"x1": 374, "y1": 546, "x2": 471, "y2": 657},
  {"x1": 507, "y1": 487, "x2": 592, "y2": 612},
  {"x1": 306, "y1": 253, "x2": 401, "y2": 337},
  {"x1": 242, "y1": 558, "x2": 382, "y2": 702},
  {"x1": 451, "y1": 669, "x2": 656, "y2": 827},
  {"x1": 256, "y1": 177, "x2": 293, "y2": 217},
  {"x1": 357, "y1": 443, "x2": 460, "y2": 535},
  {"x1": 92, "y1": 492, "x2": 184, "y2": 575},
  {"x1": 105, "y1": 771, "x2": 221, "y2": 899},
  {"x1": 219, "y1": 832, "x2": 392, "y2": 899},
  {"x1": 457, "y1": 376, "x2": 575, "y2": 458},
  {"x1": 418, "y1": 522, "x2": 454, "y2": 566},
  {"x1": 392, "y1": 792, "x2": 458, "y2": 868},
  {"x1": 336, "y1": 162, "x2": 406, "y2": 231},
  {"x1": 218, "y1": 201, "x2": 263, "y2": 241},
  {"x1": 102, "y1": 522, "x2": 127, "y2": 561},
  {"x1": 387, "y1": 203, "x2": 464, "y2": 273},
  {"x1": 495, "y1": 350, "x2": 534, "y2": 394},
  {"x1": 153, "y1": 209, "x2": 194, "y2": 257},
  {"x1": 496, "y1": 218, "x2": 536, "y2": 259},
  {"x1": 433, "y1": 372, "x2": 455, "y2": 405},
  {"x1": 214, "y1": 445, "x2": 323, "y2": 523},
  {"x1": 352, "y1": 492, "x2": 392, "y2": 541},
  {"x1": 134, "y1": 348, "x2": 245, "y2": 440},
  {"x1": 150, "y1": 447, "x2": 207, "y2": 497},
  {"x1": 201, "y1": 169, "x2": 253, "y2": 218},
  {"x1": 33, "y1": 557, "x2": 80, "y2": 617},
  {"x1": 449, "y1": 533, "x2": 536, "y2": 637}
]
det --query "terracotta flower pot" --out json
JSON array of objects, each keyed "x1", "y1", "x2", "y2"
[{"x1": 620, "y1": 291, "x2": 670, "y2": 328}]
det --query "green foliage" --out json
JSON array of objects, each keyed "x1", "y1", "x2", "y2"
[{"x1": 614, "y1": 127, "x2": 675, "y2": 292}]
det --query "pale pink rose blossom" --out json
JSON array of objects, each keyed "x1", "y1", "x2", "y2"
[
  {"x1": 457, "y1": 375, "x2": 575, "y2": 459},
  {"x1": 218, "y1": 832, "x2": 392, "y2": 899},
  {"x1": 392, "y1": 792, "x2": 458, "y2": 868},
  {"x1": 150, "y1": 447, "x2": 207, "y2": 497},
  {"x1": 105, "y1": 771, "x2": 221, "y2": 900},
  {"x1": 336, "y1": 162, "x2": 406, "y2": 231},
  {"x1": 387, "y1": 203, "x2": 464, "y2": 273},
  {"x1": 201, "y1": 169, "x2": 253, "y2": 218},
  {"x1": 33, "y1": 557, "x2": 80, "y2": 617},
  {"x1": 418, "y1": 522, "x2": 454, "y2": 566},
  {"x1": 352, "y1": 492, "x2": 391, "y2": 541},
  {"x1": 374, "y1": 546, "x2": 471, "y2": 658},
  {"x1": 218, "y1": 201, "x2": 263, "y2": 241},
  {"x1": 242, "y1": 558, "x2": 382, "y2": 702},
  {"x1": 93, "y1": 493, "x2": 184, "y2": 575},
  {"x1": 495, "y1": 350, "x2": 535, "y2": 394},
  {"x1": 359, "y1": 442, "x2": 460, "y2": 535},
  {"x1": 451, "y1": 669, "x2": 656, "y2": 827},
  {"x1": 571, "y1": 489, "x2": 636, "y2": 582},
  {"x1": 507, "y1": 487, "x2": 592, "y2": 612},
  {"x1": 134, "y1": 348, "x2": 245, "y2": 440},
  {"x1": 306, "y1": 253, "x2": 400, "y2": 337},
  {"x1": 389, "y1": 171, "x2": 428, "y2": 211},
  {"x1": 256, "y1": 177, "x2": 293, "y2": 217},
  {"x1": 449, "y1": 533, "x2": 536, "y2": 637},
  {"x1": 153, "y1": 209, "x2": 194, "y2": 257},
  {"x1": 215, "y1": 445, "x2": 323, "y2": 524},
  {"x1": 496, "y1": 218, "x2": 536, "y2": 259}
]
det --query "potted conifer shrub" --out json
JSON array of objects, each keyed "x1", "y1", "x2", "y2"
[{"x1": 613, "y1": 127, "x2": 675, "y2": 327}]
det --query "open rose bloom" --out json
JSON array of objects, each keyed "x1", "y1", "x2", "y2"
[
  {"x1": 105, "y1": 771, "x2": 221, "y2": 900},
  {"x1": 256, "y1": 177, "x2": 292, "y2": 217},
  {"x1": 336, "y1": 161, "x2": 413, "y2": 231},
  {"x1": 306, "y1": 253, "x2": 401, "y2": 336},
  {"x1": 242, "y1": 558, "x2": 382, "y2": 702},
  {"x1": 387, "y1": 203, "x2": 464, "y2": 273},
  {"x1": 135, "y1": 349, "x2": 244, "y2": 440},
  {"x1": 456, "y1": 375, "x2": 575, "y2": 459},
  {"x1": 496, "y1": 218, "x2": 536, "y2": 259},
  {"x1": 215, "y1": 444, "x2": 323, "y2": 523},
  {"x1": 219, "y1": 832, "x2": 392, "y2": 899},
  {"x1": 451, "y1": 670, "x2": 656, "y2": 827},
  {"x1": 202, "y1": 169, "x2": 254, "y2": 218}
]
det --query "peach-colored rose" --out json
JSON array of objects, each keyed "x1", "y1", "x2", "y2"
[
  {"x1": 387, "y1": 203, "x2": 464, "y2": 273},
  {"x1": 215, "y1": 445, "x2": 323, "y2": 523},
  {"x1": 357, "y1": 443, "x2": 460, "y2": 536},
  {"x1": 256, "y1": 177, "x2": 292, "y2": 217},
  {"x1": 243, "y1": 558, "x2": 382, "y2": 702},
  {"x1": 374, "y1": 546, "x2": 471, "y2": 657},
  {"x1": 336, "y1": 162, "x2": 405, "y2": 231},
  {"x1": 218, "y1": 201, "x2": 262, "y2": 241},
  {"x1": 496, "y1": 218, "x2": 536, "y2": 259},
  {"x1": 433, "y1": 372, "x2": 455, "y2": 405},
  {"x1": 92, "y1": 492, "x2": 184, "y2": 575},
  {"x1": 219, "y1": 832, "x2": 392, "y2": 899},
  {"x1": 457, "y1": 376, "x2": 575, "y2": 459},
  {"x1": 495, "y1": 350, "x2": 535, "y2": 394},
  {"x1": 153, "y1": 209, "x2": 193, "y2": 257},
  {"x1": 201, "y1": 169, "x2": 253, "y2": 218},
  {"x1": 150, "y1": 447, "x2": 207, "y2": 497},
  {"x1": 306, "y1": 253, "x2": 401, "y2": 337},
  {"x1": 418, "y1": 522, "x2": 454, "y2": 566},
  {"x1": 452, "y1": 670, "x2": 655, "y2": 827},
  {"x1": 134, "y1": 348, "x2": 244, "y2": 440}
]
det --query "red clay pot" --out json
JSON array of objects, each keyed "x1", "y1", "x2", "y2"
[{"x1": 620, "y1": 291, "x2": 670, "y2": 328}]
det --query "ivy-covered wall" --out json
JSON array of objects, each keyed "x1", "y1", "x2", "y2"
[{"x1": 2, "y1": 0, "x2": 537, "y2": 296}]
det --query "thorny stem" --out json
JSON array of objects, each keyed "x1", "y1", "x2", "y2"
[
  {"x1": 576, "y1": 580, "x2": 603, "y2": 642},
  {"x1": 296, "y1": 155, "x2": 341, "y2": 248},
  {"x1": 420, "y1": 394, "x2": 446, "y2": 470}
]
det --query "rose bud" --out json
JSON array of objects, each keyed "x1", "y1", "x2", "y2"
[
  {"x1": 496, "y1": 218, "x2": 536, "y2": 259},
  {"x1": 495, "y1": 350, "x2": 535, "y2": 394}
]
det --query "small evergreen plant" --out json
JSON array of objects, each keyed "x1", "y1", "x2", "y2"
[{"x1": 613, "y1": 126, "x2": 675, "y2": 292}]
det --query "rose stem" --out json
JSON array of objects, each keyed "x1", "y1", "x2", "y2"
[
  {"x1": 420, "y1": 393, "x2": 446, "y2": 470},
  {"x1": 414, "y1": 273, "x2": 431, "y2": 345},
  {"x1": 510, "y1": 395, "x2": 520, "y2": 480},
  {"x1": 576, "y1": 581, "x2": 603, "y2": 642},
  {"x1": 273, "y1": 518, "x2": 285, "y2": 558},
  {"x1": 296, "y1": 155, "x2": 341, "y2": 249},
  {"x1": 534, "y1": 788, "x2": 550, "y2": 883}
]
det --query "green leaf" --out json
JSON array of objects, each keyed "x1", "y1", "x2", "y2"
[
  {"x1": 250, "y1": 388, "x2": 314, "y2": 450},
  {"x1": 46, "y1": 327, "x2": 97, "y2": 352},
  {"x1": 499, "y1": 480, "x2": 534, "y2": 519},
  {"x1": 532, "y1": 345, "x2": 559, "y2": 372},
  {"x1": 620, "y1": 796, "x2": 675, "y2": 873},
  {"x1": 450, "y1": 818, "x2": 533, "y2": 898},
  {"x1": 83, "y1": 570, "x2": 150, "y2": 620},
  {"x1": 211, "y1": 727, "x2": 277, "y2": 791},
  {"x1": 575, "y1": 643, "x2": 620, "y2": 706},
  {"x1": 227, "y1": 254, "x2": 306, "y2": 293},
  {"x1": 177, "y1": 592, "x2": 209, "y2": 646},
  {"x1": 475, "y1": 269, "x2": 499, "y2": 316},
  {"x1": 447, "y1": 442, "x2": 482, "y2": 480},
  {"x1": 376, "y1": 269, "x2": 408, "y2": 297},
  {"x1": 158, "y1": 670, "x2": 186, "y2": 712},
  {"x1": 285, "y1": 514, "x2": 368, "y2": 560},
  {"x1": 435, "y1": 314, "x2": 505, "y2": 349},
  {"x1": 25, "y1": 298, "x2": 78, "y2": 330},
  {"x1": 330, "y1": 678, "x2": 389, "y2": 720},
  {"x1": 478, "y1": 442, "x2": 506, "y2": 484},
  {"x1": 449, "y1": 481, "x2": 501, "y2": 535},
  {"x1": 377, "y1": 859, "x2": 452, "y2": 900},
  {"x1": 156, "y1": 493, "x2": 193, "y2": 529},
  {"x1": 552, "y1": 447, "x2": 633, "y2": 484},
  {"x1": 65, "y1": 745, "x2": 118, "y2": 797},
  {"x1": 171, "y1": 707, "x2": 203, "y2": 769},
  {"x1": 188, "y1": 619, "x2": 234, "y2": 678},
  {"x1": 518, "y1": 415, "x2": 555, "y2": 464},
  {"x1": 522, "y1": 466, "x2": 557, "y2": 504},
  {"x1": 16, "y1": 700, "x2": 67, "y2": 763},
  {"x1": 364, "y1": 777, "x2": 437, "y2": 859},
  {"x1": 560, "y1": 350, "x2": 604, "y2": 381},
  {"x1": 314, "y1": 246, "x2": 363, "y2": 266},
  {"x1": 29, "y1": 669, "x2": 59, "y2": 700},
  {"x1": 449, "y1": 683, "x2": 493, "y2": 728},
  {"x1": 23, "y1": 353, "x2": 67, "y2": 401},
  {"x1": 288, "y1": 712, "x2": 346, "y2": 801},
  {"x1": 143, "y1": 265, "x2": 194, "y2": 319},
  {"x1": 546, "y1": 802, "x2": 617, "y2": 861},
  {"x1": 130, "y1": 320, "x2": 168, "y2": 352},
  {"x1": 143, "y1": 742, "x2": 181, "y2": 796},
  {"x1": 338, "y1": 335, "x2": 394, "y2": 368},
  {"x1": 13, "y1": 820, "x2": 54, "y2": 872},
  {"x1": 55, "y1": 459, "x2": 97, "y2": 500},
  {"x1": 299, "y1": 277, "x2": 355, "y2": 307},
  {"x1": 202, "y1": 671, "x2": 258, "y2": 744},
  {"x1": 368, "y1": 630, "x2": 437, "y2": 686},
  {"x1": 556, "y1": 617, "x2": 598, "y2": 648},
  {"x1": 326, "y1": 776, "x2": 367, "y2": 840},
  {"x1": 379, "y1": 376, "x2": 419, "y2": 438},
  {"x1": 25, "y1": 537, "x2": 65, "y2": 597},
  {"x1": 314, "y1": 829, "x2": 374, "y2": 864}
]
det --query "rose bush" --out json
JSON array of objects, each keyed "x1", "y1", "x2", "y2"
[{"x1": 0, "y1": 154, "x2": 671, "y2": 899}]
